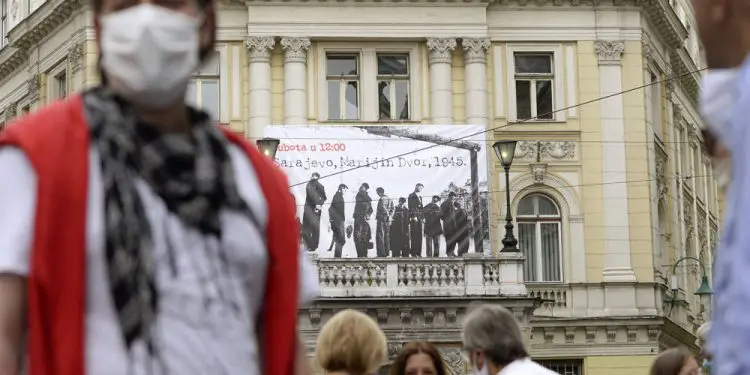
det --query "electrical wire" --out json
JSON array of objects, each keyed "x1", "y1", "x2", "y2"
[{"x1": 286, "y1": 66, "x2": 707, "y2": 187}]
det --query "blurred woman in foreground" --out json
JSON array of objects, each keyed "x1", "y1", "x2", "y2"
[
  {"x1": 650, "y1": 347, "x2": 700, "y2": 375},
  {"x1": 390, "y1": 341, "x2": 447, "y2": 375},
  {"x1": 315, "y1": 309, "x2": 388, "y2": 375}
]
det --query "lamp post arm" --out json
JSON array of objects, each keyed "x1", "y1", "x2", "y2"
[{"x1": 672, "y1": 256, "x2": 709, "y2": 278}]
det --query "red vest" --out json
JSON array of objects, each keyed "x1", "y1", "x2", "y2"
[{"x1": 0, "y1": 95, "x2": 299, "y2": 375}]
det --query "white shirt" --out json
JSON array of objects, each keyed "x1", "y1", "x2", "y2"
[
  {"x1": 498, "y1": 359, "x2": 560, "y2": 375},
  {"x1": 0, "y1": 145, "x2": 319, "y2": 375}
]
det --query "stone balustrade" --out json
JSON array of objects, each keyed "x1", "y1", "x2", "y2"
[{"x1": 308, "y1": 252, "x2": 528, "y2": 298}]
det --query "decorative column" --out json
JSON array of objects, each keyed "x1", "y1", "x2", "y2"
[
  {"x1": 463, "y1": 38, "x2": 490, "y2": 126},
  {"x1": 281, "y1": 37, "x2": 311, "y2": 125},
  {"x1": 426, "y1": 38, "x2": 457, "y2": 124},
  {"x1": 245, "y1": 36, "x2": 276, "y2": 140},
  {"x1": 595, "y1": 40, "x2": 637, "y2": 285}
]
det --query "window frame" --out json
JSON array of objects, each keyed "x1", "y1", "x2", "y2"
[
  {"x1": 516, "y1": 193, "x2": 564, "y2": 283},
  {"x1": 325, "y1": 53, "x2": 361, "y2": 121},
  {"x1": 647, "y1": 67, "x2": 664, "y2": 140},
  {"x1": 505, "y1": 44, "x2": 565, "y2": 123},
  {"x1": 187, "y1": 49, "x2": 223, "y2": 122},
  {"x1": 316, "y1": 42, "x2": 422, "y2": 122},
  {"x1": 46, "y1": 61, "x2": 67, "y2": 102},
  {"x1": 376, "y1": 53, "x2": 411, "y2": 121}
]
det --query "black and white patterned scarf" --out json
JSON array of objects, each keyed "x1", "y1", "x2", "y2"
[{"x1": 81, "y1": 86, "x2": 259, "y2": 354}]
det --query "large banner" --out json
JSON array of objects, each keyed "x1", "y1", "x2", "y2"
[{"x1": 264, "y1": 125, "x2": 490, "y2": 258}]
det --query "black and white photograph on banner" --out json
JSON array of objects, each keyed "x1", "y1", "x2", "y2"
[{"x1": 263, "y1": 125, "x2": 491, "y2": 259}]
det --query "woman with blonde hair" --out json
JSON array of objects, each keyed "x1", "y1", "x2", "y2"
[
  {"x1": 650, "y1": 347, "x2": 700, "y2": 375},
  {"x1": 316, "y1": 309, "x2": 388, "y2": 375}
]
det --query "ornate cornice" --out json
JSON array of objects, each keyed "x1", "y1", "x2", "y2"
[
  {"x1": 670, "y1": 49, "x2": 701, "y2": 105},
  {"x1": 462, "y1": 38, "x2": 490, "y2": 65},
  {"x1": 426, "y1": 38, "x2": 457, "y2": 65},
  {"x1": 594, "y1": 40, "x2": 625, "y2": 66},
  {"x1": 280, "y1": 37, "x2": 311, "y2": 64},
  {"x1": 245, "y1": 36, "x2": 276, "y2": 63},
  {"x1": 641, "y1": 0, "x2": 688, "y2": 50},
  {"x1": 7, "y1": 0, "x2": 84, "y2": 50},
  {"x1": 0, "y1": 47, "x2": 28, "y2": 85}
]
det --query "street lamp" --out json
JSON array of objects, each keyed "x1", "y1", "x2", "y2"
[
  {"x1": 670, "y1": 256, "x2": 714, "y2": 316},
  {"x1": 492, "y1": 140, "x2": 519, "y2": 252},
  {"x1": 256, "y1": 138, "x2": 280, "y2": 159}
]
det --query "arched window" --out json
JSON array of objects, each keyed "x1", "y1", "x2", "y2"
[{"x1": 517, "y1": 194, "x2": 562, "y2": 282}]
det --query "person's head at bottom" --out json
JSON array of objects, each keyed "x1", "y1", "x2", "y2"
[
  {"x1": 93, "y1": 0, "x2": 216, "y2": 129},
  {"x1": 316, "y1": 309, "x2": 388, "y2": 375},
  {"x1": 389, "y1": 341, "x2": 447, "y2": 375},
  {"x1": 462, "y1": 304, "x2": 529, "y2": 375},
  {"x1": 650, "y1": 347, "x2": 700, "y2": 375}
]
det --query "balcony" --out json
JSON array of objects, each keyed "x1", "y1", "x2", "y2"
[{"x1": 308, "y1": 252, "x2": 528, "y2": 298}]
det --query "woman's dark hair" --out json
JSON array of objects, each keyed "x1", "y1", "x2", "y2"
[
  {"x1": 702, "y1": 128, "x2": 718, "y2": 158},
  {"x1": 650, "y1": 347, "x2": 693, "y2": 375},
  {"x1": 389, "y1": 341, "x2": 446, "y2": 375}
]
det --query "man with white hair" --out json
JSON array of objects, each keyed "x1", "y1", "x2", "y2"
[{"x1": 462, "y1": 304, "x2": 558, "y2": 375}]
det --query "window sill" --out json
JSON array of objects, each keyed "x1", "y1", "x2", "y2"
[
  {"x1": 318, "y1": 120, "x2": 423, "y2": 125},
  {"x1": 503, "y1": 118, "x2": 567, "y2": 125}
]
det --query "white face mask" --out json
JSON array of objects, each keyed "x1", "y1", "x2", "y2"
[
  {"x1": 700, "y1": 69, "x2": 740, "y2": 142},
  {"x1": 472, "y1": 354, "x2": 490, "y2": 375},
  {"x1": 99, "y1": 4, "x2": 200, "y2": 109}
]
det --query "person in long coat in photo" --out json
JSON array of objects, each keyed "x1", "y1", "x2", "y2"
[
  {"x1": 389, "y1": 197, "x2": 410, "y2": 257},
  {"x1": 303, "y1": 172, "x2": 327, "y2": 252},
  {"x1": 407, "y1": 183, "x2": 425, "y2": 257},
  {"x1": 375, "y1": 187, "x2": 394, "y2": 257},
  {"x1": 454, "y1": 201, "x2": 471, "y2": 256},
  {"x1": 327, "y1": 184, "x2": 348, "y2": 258},
  {"x1": 440, "y1": 192, "x2": 458, "y2": 257},
  {"x1": 422, "y1": 195, "x2": 443, "y2": 257},
  {"x1": 353, "y1": 183, "x2": 373, "y2": 258}
]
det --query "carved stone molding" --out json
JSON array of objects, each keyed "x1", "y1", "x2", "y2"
[
  {"x1": 439, "y1": 348, "x2": 464, "y2": 375},
  {"x1": 606, "y1": 327, "x2": 617, "y2": 343},
  {"x1": 543, "y1": 328, "x2": 555, "y2": 343},
  {"x1": 280, "y1": 37, "x2": 311, "y2": 64},
  {"x1": 68, "y1": 42, "x2": 84, "y2": 73},
  {"x1": 26, "y1": 74, "x2": 40, "y2": 103},
  {"x1": 594, "y1": 40, "x2": 625, "y2": 66},
  {"x1": 400, "y1": 308, "x2": 412, "y2": 325},
  {"x1": 585, "y1": 327, "x2": 596, "y2": 343},
  {"x1": 683, "y1": 196, "x2": 695, "y2": 237},
  {"x1": 514, "y1": 141, "x2": 576, "y2": 162},
  {"x1": 377, "y1": 308, "x2": 389, "y2": 325},
  {"x1": 529, "y1": 163, "x2": 547, "y2": 185},
  {"x1": 564, "y1": 327, "x2": 576, "y2": 344},
  {"x1": 426, "y1": 38, "x2": 457, "y2": 65},
  {"x1": 423, "y1": 308, "x2": 435, "y2": 325},
  {"x1": 697, "y1": 214, "x2": 708, "y2": 253},
  {"x1": 641, "y1": 36, "x2": 652, "y2": 65},
  {"x1": 627, "y1": 326, "x2": 638, "y2": 342},
  {"x1": 308, "y1": 308, "x2": 322, "y2": 327},
  {"x1": 245, "y1": 36, "x2": 276, "y2": 63},
  {"x1": 462, "y1": 38, "x2": 491, "y2": 65},
  {"x1": 6, "y1": 102, "x2": 17, "y2": 119},
  {"x1": 388, "y1": 342, "x2": 403, "y2": 359},
  {"x1": 655, "y1": 150, "x2": 668, "y2": 206}
]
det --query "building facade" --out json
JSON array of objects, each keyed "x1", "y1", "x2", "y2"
[{"x1": 0, "y1": 0, "x2": 720, "y2": 374}]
